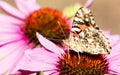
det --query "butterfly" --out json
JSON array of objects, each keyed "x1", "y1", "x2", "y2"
[{"x1": 63, "y1": 7, "x2": 111, "y2": 54}]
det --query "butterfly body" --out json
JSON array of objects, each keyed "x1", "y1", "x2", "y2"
[{"x1": 63, "y1": 7, "x2": 111, "y2": 54}]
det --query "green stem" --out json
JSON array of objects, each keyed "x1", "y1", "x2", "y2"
[{"x1": 37, "y1": 72, "x2": 40, "y2": 75}]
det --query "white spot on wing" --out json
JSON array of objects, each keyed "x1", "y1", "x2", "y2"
[
  {"x1": 79, "y1": 32, "x2": 85, "y2": 38},
  {"x1": 74, "y1": 17, "x2": 84, "y2": 23},
  {"x1": 77, "y1": 10, "x2": 83, "y2": 16},
  {"x1": 71, "y1": 28, "x2": 80, "y2": 32},
  {"x1": 87, "y1": 38, "x2": 93, "y2": 43}
]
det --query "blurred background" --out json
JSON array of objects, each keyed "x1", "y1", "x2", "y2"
[{"x1": 1, "y1": 0, "x2": 120, "y2": 34}]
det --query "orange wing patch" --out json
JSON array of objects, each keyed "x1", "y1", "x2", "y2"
[{"x1": 79, "y1": 24, "x2": 89, "y2": 31}]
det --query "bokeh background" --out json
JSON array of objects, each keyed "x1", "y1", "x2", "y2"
[{"x1": 1, "y1": 0, "x2": 120, "y2": 34}]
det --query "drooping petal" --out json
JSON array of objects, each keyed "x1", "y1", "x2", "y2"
[
  {"x1": 0, "y1": 1, "x2": 25, "y2": 20},
  {"x1": 14, "y1": 0, "x2": 40, "y2": 15},
  {"x1": 0, "y1": 40, "x2": 26, "y2": 74},
  {"x1": 0, "y1": 14, "x2": 23, "y2": 25},
  {"x1": 36, "y1": 32, "x2": 64, "y2": 56}
]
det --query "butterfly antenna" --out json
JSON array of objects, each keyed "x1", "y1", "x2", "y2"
[
  {"x1": 57, "y1": 21, "x2": 70, "y2": 58},
  {"x1": 57, "y1": 21, "x2": 67, "y2": 39}
]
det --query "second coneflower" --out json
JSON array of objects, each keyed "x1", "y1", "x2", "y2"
[
  {"x1": 36, "y1": 33, "x2": 108, "y2": 75},
  {"x1": 17, "y1": 33, "x2": 120, "y2": 75},
  {"x1": 59, "y1": 51, "x2": 108, "y2": 75}
]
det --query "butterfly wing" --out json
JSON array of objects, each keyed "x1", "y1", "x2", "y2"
[{"x1": 63, "y1": 7, "x2": 111, "y2": 54}]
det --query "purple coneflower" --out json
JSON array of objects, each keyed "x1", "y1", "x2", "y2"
[
  {"x1": 17, "y1": 32, "x2": 120, "y2": 75},
  {"x1": 0, "y1": 0, "x2": 70, "y2": 74}
]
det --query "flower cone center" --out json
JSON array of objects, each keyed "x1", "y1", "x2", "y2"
[
  {"x1": 22, "y1": 8, "x2": 70, "y2": 46},
  {"x1": 59, "y1": 50, "x2": 108, "y2": 75}
]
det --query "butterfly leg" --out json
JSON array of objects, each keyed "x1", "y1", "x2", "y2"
[{"x1": 77, "y1": 52, "x2": 80, "y2": 64}]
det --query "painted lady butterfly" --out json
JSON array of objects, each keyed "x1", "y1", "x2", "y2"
[{"x1": 63, "y1": 7, "x2": 111, "y2": 54}]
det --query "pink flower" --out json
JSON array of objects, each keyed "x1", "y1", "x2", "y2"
[
  {"x1": 0, "y1": 0, "x2": 70, "y2": 74},
  {"x1": 104, "y1": 30, "x2": 120, "y2": 74},
  {"x1": 0, "y1": 0, "x2": 40, "y2": 74},
  {"x1": 17, "y1": 32, "x2": 120, "y2": 75}
]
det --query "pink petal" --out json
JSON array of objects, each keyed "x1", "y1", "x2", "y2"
[
  {"x1": 14, "y1": 0, "x2": 31, "y2": 15},
  {"x1": 108, "y1": 65, "x2": 120, "y2": 74},
  {"x1": 14, "y1": 0, "x2": 40, "y2": 15},
  {"x1": 19, "y1": 61, "x2": 57, "y2": 71},
  {"x1": 30, "y1": 73, "x2": 37, "y2": 75},
  {"x1": 106, "y1": 43, "x2": 120, "y2": 59},
  {"x1": 15, "y1": 48, "x2": 58, "y2": 71},
  {"x1": 0, "y1": 40, "x2": 26, "y2": 74},
  {"x1": 0, "y1": 32, "x2": 23, "y2": 45},
  {"x1": 103, "y1": 30, "x2": 111, "y2": 36},
  {"x1": 10, "y1": 71, "x2": 21, "y2": 75},
  {"x1": 0, "y1": 22, "x2": 21, "y2": 33},
  {"x1": 109, "y1": 60, "x2": 120, "y2": 67},
  {"x1": 109, "y1": 35, "x2": 120, "y2": 47},
  {"x1": 84, "y1": 0, "x2": 93, "y2": 8},
  {"x1": 107, "y1": 52, "x2": 120, "y2": 60},
  {"x1": 26, "y1": 48, "x2": 59, "y2": 64},
  {"x1": 0, "y1": 1, "x2": 25, "y2": 20},
  {"x1": 0, "y1": 14, "x2": 23, "y2": 25},
  {"x1": 107, "y1": 53, "x2": 120, "y2": 62},
  {"x1": 103, "y1": 30, "x2": 120, "y2": 47},
  {"x1": 0, "y1": 41, "x2": 26, "y2": 58},
  {"x1": 111, "y1": 41, "x2": 120, "y2": 53},
  {"x1": 0, "y1": 22, "x2": 23, "y2": 45},
  {"x1": 109, "y1": 71, "x2": 120, "y2": 75},
  {"x1": 36, "y1": 32, "x2": 64, "y2": 56}
]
